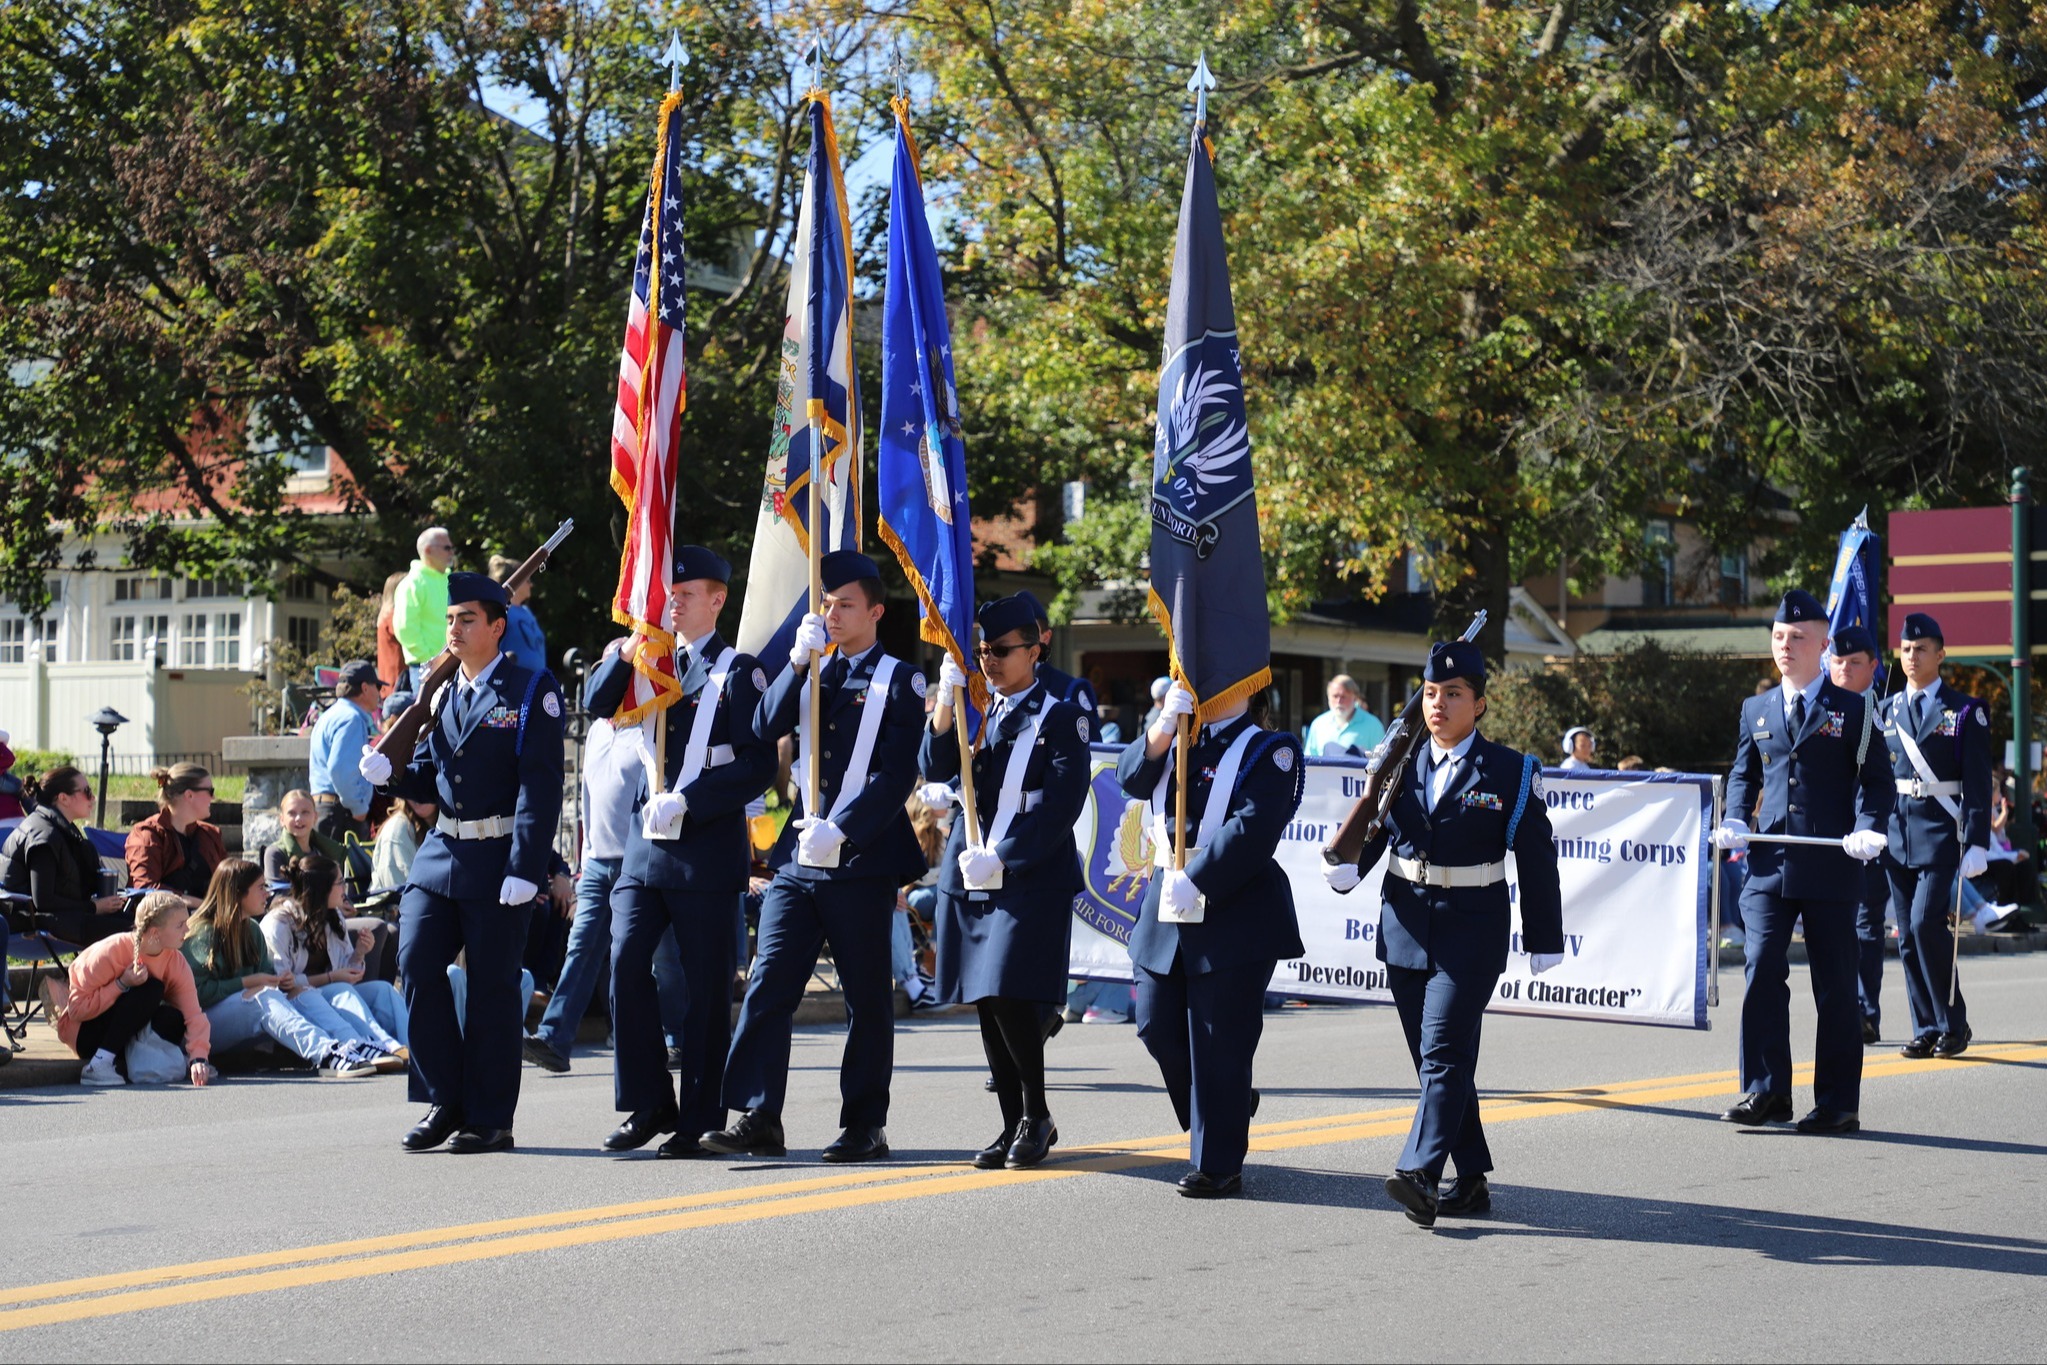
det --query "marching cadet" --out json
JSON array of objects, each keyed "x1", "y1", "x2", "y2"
[
  {"x1": 1712, "y1": 590, "x2": 1894, "y2": 1135},
  {"x1": 358, "y1": 572, "x2": 564, "y2": 1154},
  {"x1": 702, "y1": 551, "x2": 927, "y2": 1163},
  {"x1": 1825, "y1": 625, "x2": 1891, "y2": 1043},
  {"x1": 1879, "y1": 612, "x2": 1995, "y2": 1059},
  {"x1": 920, "y1": 595, "x2": 1091, "y2": 1169},
  {"x1": 1323, "y1": 639, "x2": 1563, "y2": 1228},
  {"x1": 583, "y1": 548, "x2": 776, "y2": 1158},
  {"x1": 1117, "y1": 678, "x2": 1304, "y2": 1198}
]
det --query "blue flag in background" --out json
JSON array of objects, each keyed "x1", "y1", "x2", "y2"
[
  {"x1": 1147, "y1": 114, "x2": 1270, "y2": 721},
  {"x1": 735, "y1": 92, "x2": 863, "y2": 670},
  {"x1": 1825, "y1": 508, "x2": 1884, "y2": 688}
]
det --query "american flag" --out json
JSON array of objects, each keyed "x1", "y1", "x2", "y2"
[{"x1": 608, "y1": 92, "x2": 690, "y2": 725}]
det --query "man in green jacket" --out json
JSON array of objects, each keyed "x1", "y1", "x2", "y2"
[{"x1": 393, "y1": 526, "x2": 456, "y2": 699}]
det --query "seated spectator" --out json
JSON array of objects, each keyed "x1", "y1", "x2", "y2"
[
  {"x1": 124, "y1": 763, "x2": 227, "y2": 907},
  {"x1": 369, "y1": 797, "x2": 435, "y2": 898},
  {"x1": 1305, "y1": 675, "x2": 1387, "y2": 757},
  {"x1": 262, "y1": 854, "x2": 409, "y2": 1059},
  {"x1": 1096, "y1": 703, "x2": 1123, "y2": 746},
  {"x1": 1616, "y1": 754, "x2": 1646, "y2": 772},
  {"x1": 896, "y1": 794, "x2": 945, "y2": 1009},
  {"x1": 1, "y1": 765, "x2": 132, "y2": 945},
  {"x1": 0, "y1": 728, "x2": 25, "y2": 820},
  {"x1": 268, "y1": 789, "x2": 390, "y2": 980},
  {"x1": 1141, "y1": 676, "x2": 1171, "y2": 734},
  {"x1": 182, "y1": 859, "x2": 383, "y2": 1078},
  {"x1": 58, "y1": 891, "x2": 214, "y2": 1086},
  {"x1": 1560, "y1": 727, "x2": 1600, "y2": 771}
]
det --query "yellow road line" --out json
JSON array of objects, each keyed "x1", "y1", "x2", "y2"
[{"x1": 3, "y1": 1042, "x2": 2039, "y2": 1333}]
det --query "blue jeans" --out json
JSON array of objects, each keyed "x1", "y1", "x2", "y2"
[
  {"x1": 534, "y1": 856, "x2": 689, "y2": 1058},
  {"x1": 449, "y1": 964, "x2": 536, "y2": 1036},
  {"x1": 205, "y1": 987, "x2": 339, "y2": 1064},
  {"x1": 292, "y1": 984, "x2": 403, "y2": 1051},
  {"x1": 335, "y1": 980, "x2": 408, "y2": 1047}
]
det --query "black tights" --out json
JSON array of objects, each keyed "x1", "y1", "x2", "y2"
[
  {"x1": 977, "y1": 997, "x2": 1049, "y2": 1129},
  {"x1": 71, "y1": 978, "x2": 184, "y2": 1074}
]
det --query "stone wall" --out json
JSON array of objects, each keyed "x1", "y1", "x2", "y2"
[{"x1": 222, "y1": 734, "x2": 311, "y2": 858}]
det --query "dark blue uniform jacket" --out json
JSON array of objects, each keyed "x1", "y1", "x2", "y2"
[
  {"x1": 1878, "y1": 679, "x2": 1991, "y2": 870},
  {"x1": 918, "y1": 682, "x2": 1089, "y2": 900},
  {"x1": 1724, "y1": 680, "x2": 1895, "y2": 899}
]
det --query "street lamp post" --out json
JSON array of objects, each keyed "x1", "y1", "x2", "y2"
[{"x1": 89, "y1": 706, "x2": 128, "y2": 829}]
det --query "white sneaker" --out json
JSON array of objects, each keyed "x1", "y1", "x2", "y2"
[
  {"x1": 79, "y1": 1051, "x2": 127, "y2": 1086},
  {"x1": 1082, "y1": 1007, "x2": 1131, "y2": 1025}
]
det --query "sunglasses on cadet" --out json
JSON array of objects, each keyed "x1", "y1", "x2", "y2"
[{"x1": 976, "y1": 641, "x2": 1034, "y2": 659}]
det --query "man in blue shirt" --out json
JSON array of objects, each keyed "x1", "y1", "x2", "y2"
[
  {"x1": 1304, "y1": 674, "x2": 1387, "y2": 758},
  {"x1": 309, "y1": 659, "x2": 383, "y2": 843}
]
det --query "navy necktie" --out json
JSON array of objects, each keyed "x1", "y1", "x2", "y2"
[
  {"x1": 823, "y1": 655, "x2": 850, "y2": 691},
  {"x1": 1791, "y1": 692, "x2": 1805, "y2": 730}
]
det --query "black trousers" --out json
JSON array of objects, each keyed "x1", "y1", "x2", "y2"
[
  {"x1": 978, "y1": 998, "x2": 1049, "y2": 1130},
  {"x1": 72, "y1": 978, "x2": 184, "y2": 1069}
]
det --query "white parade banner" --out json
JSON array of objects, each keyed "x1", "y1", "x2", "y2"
[{"x1": 1068, "y1": 749, "x2": 1714, "y2": 1030}]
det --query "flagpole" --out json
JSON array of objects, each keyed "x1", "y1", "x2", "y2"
[
  {"x1": 806, "y1": 409, "x2": 824, "y2": 819},
  {"x1": 955, "y1": 685, "x2": 983, "y2": 847},
  {"x1": 1174, "y1": 709, "x2": 1191, "y2": 869}
]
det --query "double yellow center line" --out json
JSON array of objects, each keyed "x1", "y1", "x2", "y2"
[{"x1": 4, "y1": 1041, "x2": 2039, "y2": 1332}]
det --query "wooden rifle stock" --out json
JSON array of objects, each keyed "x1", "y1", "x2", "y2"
[
  {"x1": 375, "y1": 520, "x2": 575, "y2": 763},
  {"x1": 1319, "y1": 609, "x2": 1488, "y2": 867}
]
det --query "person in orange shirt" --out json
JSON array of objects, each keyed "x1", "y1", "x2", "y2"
[{"x1": 58, "y1": 891, "x2": 214, "y2": 1087}]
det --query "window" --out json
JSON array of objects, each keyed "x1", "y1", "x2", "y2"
[
  {"x1": 246, "y1": 399, "x2": 330, "y2": 477},
  {"x1": 111, "y1": 614, "x2": 170, "y2": 662},
  {"x1": 184, "y1": 577, "x2": 239, "y2": 600},
  {"x1": 286, "y1": 615, "x2": 319, "y2": 654},
  {"x1": 214, "y1": 611, "x2": 242, "y2": 666},
  {"x1": 178, "y1": 611, "x2": 241, "y2": 667},
  {"x1": 113, "y1": 575, "x2": 173, "y2": 602},
  {"x1": 1718, "y1": 551, "x2": 1748, "y2": 607},
  {"x1": 283, "y1": 573, "x2": 321, "y2": 603},
  {"x1": 0, "y1": 617, "x2": 55, "y2": 663},
  {"x1": 1643, "y1": 521, "x2": 1675, "y2": 607}
]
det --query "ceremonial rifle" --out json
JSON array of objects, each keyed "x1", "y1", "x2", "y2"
[
  {"x1": 1321, "y1": 611, "x2": 1486, "y2": 867},
  {"x1": 374, "y1": 520, "x2": 575, "y2": 763}
]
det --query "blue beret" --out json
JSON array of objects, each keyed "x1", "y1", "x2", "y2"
[
  {"x1": 1831, "y1": 625, "x2": 1878, "y2": 659},
  {"x1": 1775, "y1": 589, "x2": 1825, "y2": 624},
  {"x1": 1423, "y1": 640, "x2": 1486, "y2": 690},
  {"x1": 976, "y1": 595, "x2": 1037, "y2": 643},
  {"x1": 672, "y1": 545, "x2": 731, "y2": 584},
  {"x1": 1015, "y1": 590, "x2": 1051, "y2": 626},
  {"x1": 1900, "y1": 612, "x2": 1944, "y2": 645},
  {"x1": 447, "y1": 571, "x2": 509, "y2": 608},
  {"x1": 819, "y1": 550, "x2": 882, "y2": 593}
]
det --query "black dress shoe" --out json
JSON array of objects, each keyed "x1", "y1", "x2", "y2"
[
  {"x1": 1861, "y1": 1018, "x2": 1880, "y2": 1045},
  {"x1": 603, "y1": 1106, "x2": 679, "y2": 1152},
  {"x1": 655, "y1": 1134, "x2": 709, "y2": 1159},
  {"x1": 1934, "y1": 1027, "x2": 1973, "y2": 1058},
  {"x1": 700, "y1": 1109, "x2": 787, "y2": 1157},
  {"x1": 1719, "y1": 1092, "x2": 1793, "y2": 1125},
  {"x1": 1384, "y1": 1169, "x2": 1438, "y2": 1226},
  {"x1": 1177, "y1": 1170, "x2": 1243, "y2": 1199},
  {"x1": 1438, "y1": 1174, "x2": 1491, "y2": 1217},
  {"x1": 983, "y1": 1076, "x2": 997, "y2": 1092},
  {"x1": 1795, "y1": 1108, "x2": 1861, "y2": 1134},
  {"x1": 1005, "y1": 1117, "x2": 1057, "y2": 1169},
  {"x1": 820, "y1": 1126, "x2": 891, "y2": 1163},
  {"x1": 1041, "y1": 1010, "x2": 1065, "y2": 1043},
  {"x1": 1900, "y1": 1034, "x2": 1939, "y2": 1059},
  {"x1": 522, "y1": 1033, "x2": 569, "y2": 1074},
  {"x1": 447, "y1": 1127, "x2": 515, "y2": 1154},
  {"x1": 402, "y1": 1105, "x2": 463, "y2": 1152},
  {"x1": 973, "y1": 1126, "x2": 1018, "y2": 1170}
]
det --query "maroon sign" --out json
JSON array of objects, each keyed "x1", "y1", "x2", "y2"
[{"x1": 1887, "y1": 507, "x2": 2011, "y2": 657}]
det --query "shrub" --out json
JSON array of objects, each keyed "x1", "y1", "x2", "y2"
[{"x1": 1486, "y1": 638, "x2": 1767, "y2": 774}]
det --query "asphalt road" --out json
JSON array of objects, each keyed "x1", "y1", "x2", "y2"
[{"x1": 3, "y1": 956, "x2": 2044, "y2": 1362}]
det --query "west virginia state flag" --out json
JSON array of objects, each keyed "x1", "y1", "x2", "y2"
[
  {"x1": 876, "y1": 99, "x2": 987, "y2": 729},
  {"x1": 1146, "y1": 111, "x2": 1270, "y2": 722},
  {"x1": 735, "y1": 90, "x2": 863, "y2": 667}
]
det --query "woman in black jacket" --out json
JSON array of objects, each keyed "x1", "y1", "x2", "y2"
[{"x1": 0, "y1": 767, "x2": 131, "y2": 944}]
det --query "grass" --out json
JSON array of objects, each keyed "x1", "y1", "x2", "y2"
[{"x1": 101, "y1": 774, "x2": 246, "y2": 803}]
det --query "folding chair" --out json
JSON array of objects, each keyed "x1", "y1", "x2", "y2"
[{"x1": 3, "y1": 889, "x2": 82, "y2": 1047}]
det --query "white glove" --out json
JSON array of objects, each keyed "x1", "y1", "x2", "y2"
[
  {"x1": 1529, "y1": 952, "x2": 1565, "y2": 975},
  {"x1": 916, "y1": 782, "x2": 956, "y2": 808},
  {"x1": 358, "y1": 749, "x2": 393, "y2": 786},
  {"x1": 1961, "y1": 845, "x2": 1991, "y2": 879},
  {"x1": 1710, "y1": 818, "x2": 1749, "y2": 851},
  {"x1": 643, "y1": 790, "x2": 687, "y2": 839},
  {"x1": 1159, "y1": 682, "x2": 1196, "y2": 723},
  {"x1": 958, "y1": 845, "x2": 1004, "y2": 886},
  {"x1": 795, "y1": 816, "x2": 846, "y2": 865},
  {"x1": 1163, "y1": 868, "x2": 1200, "y2": 917},
  {"x1": 498, "y1": 875, "x2": 539, "y2": 906},
  {"x1": 938, "y1": 655, "x2": 970, "y2": 695},
  {"x1": 1842, "y1": 829, "x2": 1887, "y2": 862},
  {"x1": 1323, "y1": 862, "x2": 1362, "y2": 894},
  {"x1": 790, "y1": 613, "x2": 829, "y2": 670}
]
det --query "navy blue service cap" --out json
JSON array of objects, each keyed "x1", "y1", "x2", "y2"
[
  {"x1": 819, "y1": 550, "x2": 883, "y2": 593},
  {"x1": 1423, "y1": 640, "x2": 1487, "y2": 692},
  {"x1": 1015, "y1": 590, "x2": 1052, "y2": 627},
  {"x1": 447, "y1": 571, "x2": 510, "y2": 607},
  {"x1": 672, "y1": 545, "x2": 731, "y2": 584},
  {"x1": 976, "y1": 595, "x2": 1037, "y2": 642},
  {"x1": 1831, "y1": 625, "x2": 1879, "y2": 659},
  {"x1": 1900, "y1": 612, "x2": 1944, "y2": 645},
  {"x1": 1774, "y1": 589, "x2": 1826, "y2": 625}
]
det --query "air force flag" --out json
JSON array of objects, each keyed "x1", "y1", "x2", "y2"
[
  {"x1": 1146, "y1": 104, "x2": 1271, "y2": 722},
  {"x1": 1825, "y1": 508, "x2": 1883, "y2": 687}
]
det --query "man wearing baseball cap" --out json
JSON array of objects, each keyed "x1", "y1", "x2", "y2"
[{"x1": 309, "y1": 658, "x2": 386, "y2": 843}]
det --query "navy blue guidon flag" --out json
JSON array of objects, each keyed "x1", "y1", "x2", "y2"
[
  {"x1": 876, "y1": 96, "x2": 987, "y2": 734},
  {"x1": 735, "y1": 89, "x2": 863, "y2": 671},
  {"x1": 1146, "y1": 99, "x2": 1270, "y2": 722},
  {"x1": 1824, "y1": 508, "x2": 1883, "y2": 687}
]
